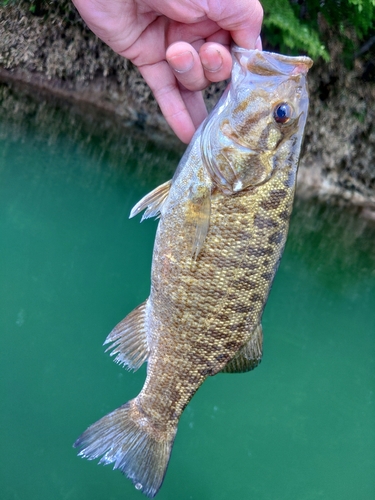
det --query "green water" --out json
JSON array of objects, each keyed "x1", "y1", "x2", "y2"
[{"x1": 1, "y1": 84, "x2": 374, "y2": 500}]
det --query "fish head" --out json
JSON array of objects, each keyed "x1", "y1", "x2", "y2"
[{"x1": 201, "y1": 48, "x2": 313, "y2": 194}]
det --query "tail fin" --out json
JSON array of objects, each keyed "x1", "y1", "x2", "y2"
[{"x1": 73, "y1": 400, "x2": 176, "y2": 498}]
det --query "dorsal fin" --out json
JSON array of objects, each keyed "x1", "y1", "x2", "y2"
[
  {"x1": 104, "y1": 301, "x2": 149, "y2": 371},
  {"x1": 130, "y1": 180, "x2": 172, "y2": 221}
]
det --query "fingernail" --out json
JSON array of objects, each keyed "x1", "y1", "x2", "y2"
[
  {"x1": 167, "y1": 51, "x2": 194, "y2": 73},
  {"x1": 201, "y1": 50, "x2": 223, "y2": 73}
]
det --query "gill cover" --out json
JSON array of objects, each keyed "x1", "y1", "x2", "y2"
[{"x1": 201, "y1": 48, "x2": 313, "y2": 195}]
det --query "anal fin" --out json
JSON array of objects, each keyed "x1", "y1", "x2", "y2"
[
  {"x1": 221, "y1": 324, "x2": 263, "y2": 373},
  {"x1": 104, "y1": 300, "x2": 149, "y2": 371},
  {"x1": 130, "y1": 180, "x2": 172, "y2": 221}
]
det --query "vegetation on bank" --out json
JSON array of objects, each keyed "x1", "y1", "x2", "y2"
[
  {"x1": 1, "y1": 0, "x2": 375, "y2": 62},
  {"x1": 262, "y1": 0, "x2": 375, "y2": 62}
]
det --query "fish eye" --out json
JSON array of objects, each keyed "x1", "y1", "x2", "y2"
[{"x1": 273, "y1": 103, "x2": 293, "y2": 124}]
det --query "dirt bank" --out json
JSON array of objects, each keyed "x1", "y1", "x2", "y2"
[{"x1": 1, "y1": 3, "x2": 374, "y2": 212}]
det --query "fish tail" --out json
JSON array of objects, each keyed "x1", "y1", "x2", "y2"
[{"x1": 74, "y1": 399, "x2": 176, "y2": 498}]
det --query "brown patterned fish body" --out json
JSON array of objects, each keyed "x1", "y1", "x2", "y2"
[{"x1": 74, "y1": 48, "x2": 312, "y2": 497}]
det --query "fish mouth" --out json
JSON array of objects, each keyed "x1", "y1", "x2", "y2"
[{"x1": 232, "y1": 47, "x2": 313, "y2": 77}]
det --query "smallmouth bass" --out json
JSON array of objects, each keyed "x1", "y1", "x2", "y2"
[{"x1": 74, "y1": 47, "x2": 312, "y2": 497}]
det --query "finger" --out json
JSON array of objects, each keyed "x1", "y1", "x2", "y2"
[
  {"x1": 199, "y1": 42, "x2": 232, "y2": 83},
  {"x1": 139, "y1": 60, "x2": 202, "y2": 144},
  {"x1": 166, "y1": 42, "x2": 210, "y2": 92},
  {"x1": 208, "y1": 0, "x2": 264, "y2": 49},
  {"x1": 179, "y1": 84, "x2": 208, "y2": 130},
  {"x1": 206, "y1": 28, "x2": 232, "y2": 46}
]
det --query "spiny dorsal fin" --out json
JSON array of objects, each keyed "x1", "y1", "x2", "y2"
[
  {"x1": 130, "y1": 180, "x2": 172, "y2": 221},
  {"x1": 221, "y1": 324, "x2": 263, "y2": 373},
  {"x1": 104, "y1": 301, "x2": 149, "y2": 371}
]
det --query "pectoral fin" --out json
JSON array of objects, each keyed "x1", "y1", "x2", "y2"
[
  {"x1": 221, "y1": 324, "x2": 263, "y2": 373},
  {"x1": 104, "y1": 300, "x2": 149, "y2": 371},
  {"x1": 130, "y1": 180, "x2": 172, "y2": 221},
  {"x1": 188, "y1": 185, "x2": 211, "y2": 260}
]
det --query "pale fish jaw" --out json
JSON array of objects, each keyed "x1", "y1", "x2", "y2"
[{"x1": 233, "y1": 47, "x2": 313, "y2": 77}]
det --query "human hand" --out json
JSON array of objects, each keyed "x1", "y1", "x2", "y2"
[{"x1": 72, "y1": 0, "x2": 263, "y2": 143}]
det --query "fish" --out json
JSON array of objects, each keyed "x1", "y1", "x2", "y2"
[{"x1": 74, "y1": 47, "x2": 313, "y2": 497}]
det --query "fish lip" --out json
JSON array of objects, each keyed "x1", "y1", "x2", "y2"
[{"x1": 232, "y1": 46, "x2": 313, "y2": 75}]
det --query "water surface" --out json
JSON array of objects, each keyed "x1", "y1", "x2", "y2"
[{"x1": 1, "y1": 83, "x2": 374, "y2": 500}]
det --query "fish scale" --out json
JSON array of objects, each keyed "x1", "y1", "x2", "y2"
[
  {"x1": 74, "y1": 47, "x2": 313, "y2": 498},
  {"x1": 138, "y1": 176, "x2": 292, "y2": 431}
]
